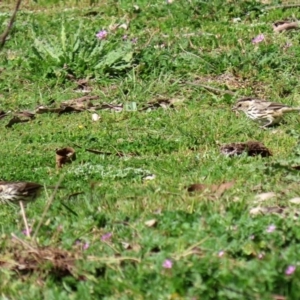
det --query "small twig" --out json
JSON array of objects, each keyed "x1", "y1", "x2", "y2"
[
  {"x1": 185, "y1": 82, "x2": 235, "y2": 95},
  {"x1": 0, "y1": 0, "x2": 23, "y2": 50},
  {"x1": 61, "y1": 95, "x2": 99, "y2": 105},
  {"x1": 161, "y1": 31, "x2": 215, "y2": 38},
  {"x1": 67, "y1": 191, "x2": 84, "y2": 201},
  {"x1": 60, "y1": 202, "x2": 79, "y2": 216},
  {"x1": 85, "y1": 149, "x2": 114, "y2": 155},
  {"x1": 72, "y1": 142, "x2": 134, "y2": 157},
  {"x1": 273, "y1": 21, "x2": 299, "y2": 33},
  {"x1": 33, "y1": 175, "x2": 65, "y2": 240},
  {"x1": 11, "y1": 233, "x2": 38, "y2": 253},
  {"x1": 267, "y1": 4, "x2": 300, "y2": 10},
  {"x1": 102, "y1": 240, "x2": 121, "y2": 254},
  {"x1": 142, "y1": 29, "x2": 160, "y2": 48},
  {"x1": 87, "y1": 255, "x2": 141, "y2": 264},
  {"x1": 178, "y1": 44, "x2": 215, "y2": 69},
  {"x1": 174, "y1": 238, "x2": 208, "y2": 260},
  {"x1": 19, "y1": 201, "x2": 31, "y2": 238}
]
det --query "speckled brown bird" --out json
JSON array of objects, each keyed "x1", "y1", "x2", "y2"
[
  {"x1": 232, "y1": 97, "x2": 300, "y2": 128},
  {"x1": 0, "y1": 181, "x2": 43, "y2": 204}
]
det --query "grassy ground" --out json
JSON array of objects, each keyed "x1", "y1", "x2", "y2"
[{"x1": 1, "y1": 0, "x2": 300, "y2": 298}]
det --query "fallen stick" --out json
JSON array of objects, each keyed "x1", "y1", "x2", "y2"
[
  {"x1": 0, "y1": 0, "x2": 23, "y2": 50},
  {"x1": 273, "y1": 21, "x2": 299, "y2": 33}
]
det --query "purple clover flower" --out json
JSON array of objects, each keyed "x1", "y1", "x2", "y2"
[
  {"x1": 252, "y1": 34, "x2": 264, "y2": 44},
  {"x1": 96, "y1": 30, "x2": 108, "y2": 40},
  {"x1": 83, "y1": 242, "x2": 90, "y2": 250},
  {"x1": 131, "y1": 37, "x2": 138, "y2": 44},
  {"x1": 285, "y1": 265, "x2": 296, "y2": 275},
  {"x1": 257, "y1": 253, "x2": 264, "y2": 260},
  {"x1": 218, "y1": 250, "x2": 225, "y2": 257},
  {"x1": 163, "y1": 259, "x2": 173, "y2": 269},
  {"x1": 75, "y1": 240, "x2": 90, "y2": 250},
  {"x1": 22, "y1": 228, "x2": 32, "y2": 237},
  {"x1": 266, "y1": 224, "x2": 276, "y2": 233},
  {"x1": 101, "y1": 232, "x2": 112, "y2": 241}
]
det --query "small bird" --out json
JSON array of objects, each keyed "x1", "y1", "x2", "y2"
[
  {"x1": 232, "y1": 97, "x2": 300, "y2": 128},
  {"x1": 0, "y1": 181, "x2": 43, "y2": 205}
]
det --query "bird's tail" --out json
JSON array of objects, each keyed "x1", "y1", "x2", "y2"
[{"x1": 46, "y1": 186, "x2": 65, "y2": 189}]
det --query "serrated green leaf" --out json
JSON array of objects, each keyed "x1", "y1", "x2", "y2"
[
  {"x1": 61, "y1": 22, "x2": 66, "y2": 53},
  {"x1": 31, "y1": 46, "x2": 45, "y2": 60},
  {"x1": 73, "y1": 37, "x2": 80, "y2": 53},
  {"x1": 34, "y1": 39, "x2": 61, "y2": 62},
  {"x1": 122, "y1": 51, "x2": 133, "y2": 63}
]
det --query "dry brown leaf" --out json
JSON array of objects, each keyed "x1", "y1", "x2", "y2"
[
  {"x1": 142, "y1": 174, "x2": 156, "y2": 181},
  {"x1": 144, "y1": 219, "x2": 157, "y2": 227},
  {"x1": 118, "y1": 23, "x2": 129, "y2": 30},
  {"x1": 254, "y1": 192, "x2": 277, "y2": 202},
  {"x1": 99, "y1": 103, "x2": 123, "y2": 112},
  {"x1": 58, "y1": 105, "x2": 85, "y2": 115},
  {"x1": 250, "y1": 206, "x2": 285, "y2": 216},
  {"x1": 35, "y1": 106, "x2": 61, "y2": 114},
  {"x1": 133, "y1": 5, "x2": 140, "y2": 12},
  {"x1": 187, "y1": 183, "x2": 210, "y2": 193},
  {"x1": 56, "y1": 147, "x2": 76, "y2": 168},
  {"x1": 249, "y1": 207, "x2": 263, "y2": 215},
  {"x1": 263, "y1": 206, "x2": 285, "y2": 214},
  {"x1": 83, "y1": 11, "x2": 99, "y2": 17},
  {"x1": 16, "y1": 110, "x2": 35, "y2": 119},
  {"x1": 273, "y1": 21, "x2": 299, "y2": 32},
  {"x1": 61, "y1": 95, "x2": 99, "y2": 107},
  {"x1": 36, "y1": 100, "x2": 124, "y2": 115},
  {"x1": 76, "y1": 78, "x2": 89, "y2": 86},
  {"x1": 289, "y1": 198, "x2": 300, "y2": 204},
  {"x1": 92, "y1": 113, "x2": 100, "y2": 121},
  {"x1": 220, "y1": 141, "x2": 272, "y2": 157},
  {"x1": 4, "y1": 110, "x2": 36, "y2": 128},
  {"x1": 121, "y1": 242, "x2": 141, "y2": 252},
  {"x1": 121, "y1": 242, "x2": 131, "y2": 250},
  {"x1": 59, "y1": 100, "x2": 96, "y2": 115},
  {"x1": 74, "y1": 79, "x2": 91, "y2": 93},
  {"x1": 0, "y1": 110, "x2": 8, "y2": 119},
  {"x1": 36, "y1": 96, "x2": 99, "y2": 115},
  {"x1": 215, "y1": 181, "x2": 235, "y2": 197},
  {"x1": 187, "y1": 181, "x2": 235, "y2": 197},
  {"x1": 4, "y1": 237, "x2": 78, "y2": 281},
  {"x1": 131, "y1": 243, "x2": 141, "y2": 252},
  {"x1": 272, "y1": 295, "x2": 286, "y2": 300},
  {"x1": 141, "y1": 97, "x2": 183, "y2": 111},
  {"x1": 5, "y1": 116, "x2": 30, "y2": 128}
]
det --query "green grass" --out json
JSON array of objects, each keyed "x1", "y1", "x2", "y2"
[{"x1": 1, "y1": 0, "x2": 300, "y2": 298}]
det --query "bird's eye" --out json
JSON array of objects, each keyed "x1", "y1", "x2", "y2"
[{"x1": 237, "y1": 103, "x2": 242, "y2": 107}]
